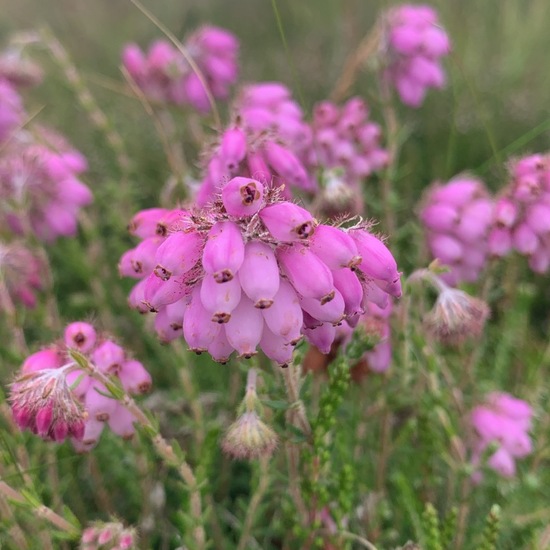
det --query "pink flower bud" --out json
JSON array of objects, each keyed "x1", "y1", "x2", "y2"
[
  {"x1": 260, "y1": 203, "x2": 316, "y2": 242},
  {"x1": 122, "y1": 43, "x2": 146, "y2": 78},
  {"x1": 309, "y1": 224, "x2": 361, "y2": 269},
  {"x1": 124, "y1": 237, "x2": 163, "y2": 276},
  {"x1": 299, "y1": 289, "x2": 345, "y2": 325},
  {"x1": 304, "y1": 322, "x2": 336, "y2": 354},
  {"x1": 512, "y1": 223, "x2": 538, "y2": 255},
  {"x1": 263, "y1": 141, "x2": 311, "y2": 190},
  {"x1": 220, "y1": 127, "x2": 247, "y2": 173},
  {"x1": 207, "y1": 327, "x2": 234, "y2": 363},
  {"x1": 277, "y1": 244, "x2": 335, "y2": 303},
  {"x1": 351, "y1": 230, "x2": 399, "y2": 284},
  {"x1": 526, "y1": 203, "x2": 550, "y2": 234},
  {"x1": 246, "y1": 151, "x2": 271, "y2": 182},
  {"x1": 260, "y1": 327, "x2": 294, "y2": 366},
  {"x1": 222, "y1": 177, "x2": 265, "y2": 217},
  {"x1": 183, "y1": 287, "x2": 222, "y2": 353},
  {"x1": 119, "y1": 360, "x2": 152, "y2": 394},
  {"x1": 488, "y1": 228, "x2": 512, "y2": 257},
  {"x1": 154, "y1": 299, "x2": 187, "y2": 342},
  {"x1": 238, "y1": 241, "x2": 280, "y2": 308},
  {"x1": 202, "y1": 221, "x2": 245, "y2": 282},
  {"x1": 128, "y1": 278, "x2": 149, "y2": 313},
  {"x1": 86, "y1": 382, "x2": 117, "y2": 422},
  {"x1": 430, "y1": 179, "x2": 479, "y2": 207},
  {"x1": 35, "y1": 404, "x2": 53, "y2": 437},
  {"x1": 420, "y1": 203, "x2": 459, "y2": 232},
  {"x1": 225, "y1": 296, "x2": 264, "y2": 358},
  {"x1": 332, "y1": 267, "x2": 364, "y2": 317},
  {"x1": 428, "y1": 234, "x2": 463, "y2": 264},
  {"x1": 108, "y1": 405, "x2": 136, "y2": 439},
  {"x1": 494, "y1": 199, "x2": 517, "y2": 227},
  {"x1": 200, "y1": 274, "x2": 242, "y2": 323},
  {"x1": 154, "y1": 231, "x2": 203, "y2": 280},
  {"x1": 262, "y1": 280, "x2": 303, "y2": 344},
  {"x1": 22, "y1": 348, "x2": 63, "y2": 374},
  {"x1": 64, "y1": 322, "x2": 97, "y2": 353},
  {"x1": 91, "y1": 341, "x2": 126, "y2": 374},
  {"x1": 143, "y1": 272, "x2": 190, "y2": 311}
]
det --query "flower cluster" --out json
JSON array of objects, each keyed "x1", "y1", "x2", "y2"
[
  {"x1": 235, "y1": 82, "x2": 312, "y2": 156},
  {"x1": 9, "y1": 322, "x2": 151, "y2": 452},
  {"x1": 0, "y1": 127, "x2": 91, "y2": 242},
  {"x1": 470, "y1": 392, "x2": 533, "y2": 479},
  {"x1": 420, "y1": 176, "x2": 494, "y2": 285},
  {"x1": 196, "y1": 101, "x2": 314, "y2": 206},
  {"x1": 80, "y1": 521, "x2": 137, "y2": 550},
  {"x1": 0, "y1": 241, "x2": 43, "y2": 308},
  {"x1": 121, "y1": 177, "x2": 401, "y2": 366},
  {"x1": 489, "y1": 154, "x2": 550, "y2": 273},
  {"x1": 383, "y1": 4, "x2": 450, "y2": 107},
  {"x1": 123, "y1": 25, "x2": 238, "y2": 113},
  {"x1": 307, "y1": 97, "x2": 389, "y2": 193}
]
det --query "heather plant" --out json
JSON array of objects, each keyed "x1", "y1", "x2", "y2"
[{"x1": 1, "y1": 1, "x2": 550, "y2": 550}]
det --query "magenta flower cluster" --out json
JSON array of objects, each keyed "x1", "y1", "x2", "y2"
[
  {"x1": 10, "y1": 322, "x2": 151, "y2": 452},
  {"x1": 123, "y1": 25, "x2": 238, "y2": 113},
  {"x1": 489, "y1": 154, "x2": 550, "y2": 273},
  {"x1": 470, "y1": 392, "x2": 533, "y2": 479},
  {"x1": 384, "y1": 4, "x2": 450, "y2": 107},
  {"x1": 420, "y1": 176, "x2": 494, "y2": 286},
  {"x1": 0, "y1": 129, "x2": 92, "y2": 243},
  {"x1": 196, "y1": 87, "x2": 314, "y2": 206},
  {"x1": 307, "y1": 97, "x2": 389, "y2": 188},
  {"x1": 121, "y1": 177, "x2": 401, "y2": 365}
]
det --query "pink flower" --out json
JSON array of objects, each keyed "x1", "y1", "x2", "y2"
[
  {"x1": 470, "y1": 392, "x2": 533, "y2": 480},
  {"x1": 80, "y1": 521, "x2": 137, "y2": 550},
  {"x1": 0, "y1": 46, "x2": 43, "y2": 88},
  {"x1": 120, "y1": 180, "x2": 402, "y2": 366},
  {"x1": 195, "y1": 82, "x2": 315, "y2": 205},
  {"x1": 305, "y1": 97, "x2": 389, "y2": 216},
  {"x1": 383, "y1": 4, "x2": 450, "y2": 107},
  {"x1": 420, "y1": 176, "x2": 494, "y2": 285},
  {"x1": 488, "y1": 154, "x2": 550, "y2": 273},
  {"x1": 9, "y1": 322, "x2": 151, "y2": 452},
  {"x1": 122, "y1": 25, "x2": 238, "y2": 113},
  {"x1": 0, "y1": 126, "x2": 91, "y2": 243}
]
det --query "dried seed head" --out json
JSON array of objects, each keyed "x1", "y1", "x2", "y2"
[{"x1": 426, "y1": 287, "x2": 489, "y2": 345}]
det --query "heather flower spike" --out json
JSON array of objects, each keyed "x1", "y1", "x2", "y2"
[
  {"x1": 122, "y1": 25, "x2": 238, "y2": 113},
  {"x1": 383, "y1": 4, "x2": 451, "y2": 107},
  {"x1": 9, "y1": 322, "x2": 151, "y2": 451},
  {"x1": 420, "y1": 176, "x2": 494, "y2": 285},
  {"x1": 470, "y1": 392, "x2": 533, "y2": 480},
  {"x1": 221, "y1": 368, "x2": 278, "y2": 460},
  {"x1": 121, "y1": 189, "x2": 401, "y2": 364}
]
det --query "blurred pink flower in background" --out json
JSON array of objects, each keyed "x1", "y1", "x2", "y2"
[
  {"x1": 122, "y1": 25, "x2": 239, "y2": 113},
  {"x1": 470, "y1": 392, "x2": 533, "y2": 479},
  {"x1": 0, "y1": 126, "x2": 91, "y2": 242},
  {"x1": 489, "y1": 153, "x2": 550, "y2": 273},
  {"x1": 383, "y1": 4, "x2": 450, "y2": 107},
  {"x1": 420, "y1": 176, "x2": 494, "y2": 286}
]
